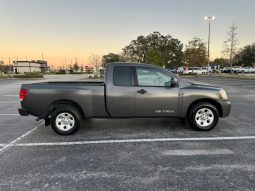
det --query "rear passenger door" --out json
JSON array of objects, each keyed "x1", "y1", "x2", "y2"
[{"x1": 106, "y1": 66, "x2": 136, "y2": 117}]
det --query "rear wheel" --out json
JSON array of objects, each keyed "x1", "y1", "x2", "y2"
[
  {"x1": 187, "y1": 102, "x2": 219, "y2": 131},
  {"x1": 50, "y1": 105, "x2": 82, "y2": 135}
]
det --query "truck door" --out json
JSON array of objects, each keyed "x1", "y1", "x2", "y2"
[
  {"x1": 106, "y1": 66, "x2": 136, "y2": 117},
  {"x1": 134, "y1": 66, "x2": 180, "y2": 117}
]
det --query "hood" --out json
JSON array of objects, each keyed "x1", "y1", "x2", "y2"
[{"x1": 184, "y1": 81, "x2": 222, "y2": 91}]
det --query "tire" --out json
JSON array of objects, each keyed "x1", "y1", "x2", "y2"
[
  {"x1": 50, "y1": 105, "x2": 82, "y2": 135},
  {"x1": 187, "y1": 102, "x2": 219, "y2": 131}
]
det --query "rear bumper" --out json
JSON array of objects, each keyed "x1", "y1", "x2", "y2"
[
  {"x1": 219, "y1": 100, "x2": 231, "y2": 117},
  {"x1": 18, "y1": 108, "x2": 29, "y2": 116}
]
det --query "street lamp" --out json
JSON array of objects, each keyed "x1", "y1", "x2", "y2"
[{"x1": 204, "y1": 16, "x2": 215, "y2": 74}]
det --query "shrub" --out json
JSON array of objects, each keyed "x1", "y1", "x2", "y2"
[
  {"x1": 13, "y1": 72, "x2": 44, "y2": 78},
  {"x1": 179, "y1": 73, "x2": 198, "y2": 76}
]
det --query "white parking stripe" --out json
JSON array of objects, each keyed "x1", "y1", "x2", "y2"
[
  {"x1": 3, "y1": 95, "x2": 19, "y2": 97},
  {"x1": 0, "y1": 122, "x2": 44, "y2": 154},
  {"x1": 0, "y1": 102, "x2": 19, "y2": 104},
  {"x1": 0, "y1": 114, "x2": 20, "y2": 116},
  {"x1": 162, "y1": 149, "x2": 234, "y2": 156},
  {"x1": 0, "y1": 127, "x2": 38, "y2": 154},
  {"x1": 0, "y1": 136, "x2": 254, "y2": 147}
]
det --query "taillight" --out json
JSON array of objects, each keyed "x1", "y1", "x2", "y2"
[{"x1": 20, "y1": 89, "x2": 28, "y2": 101}]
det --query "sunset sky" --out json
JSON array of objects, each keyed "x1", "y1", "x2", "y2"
[{"x1": 1, "y1": 0, "x2": 255, "y2": 67}]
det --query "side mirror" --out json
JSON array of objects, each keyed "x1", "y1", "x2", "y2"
[
  {"x1": 165, "y1": 80, "x2": 172, "y2": 87},
  {"x1": 171, "y1": 78, "x2": 178, "y2": 87}
]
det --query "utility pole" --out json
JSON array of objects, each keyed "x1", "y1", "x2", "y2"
[
  {"x1": 204, "y1": 16, "x2": 215, "y2": 75},
  {"x1": 9, "y1": 57, "x2": 11, "y2": 73},
  {"x1": 65, "y1": 57, "x2": 67, "y2": 69}
]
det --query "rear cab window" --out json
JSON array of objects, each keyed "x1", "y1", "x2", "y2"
[{"x1": 113, "y1": 66, "x2": 133, "y2": 86}]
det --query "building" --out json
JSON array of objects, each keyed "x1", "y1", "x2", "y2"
[{"x1": 13, "y1": 60, "x2": 49, "y2": 74}]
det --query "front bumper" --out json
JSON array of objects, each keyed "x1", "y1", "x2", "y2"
[
  {"x1": 219, "y1": 100, "x2": 231, "y2": 117},
  {"x1": 18, "y1": 108, "x2": 29, "y2": 116}
]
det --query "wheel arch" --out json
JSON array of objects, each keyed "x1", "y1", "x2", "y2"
[
  {"x1": 186, "y1": 98, "x2": 223, "y2": 118},
  {"x1": 48, "y1": 99, "x2": 85, "y2": 119}
]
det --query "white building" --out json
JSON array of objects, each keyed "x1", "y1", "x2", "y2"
[{"x1": 13, "y1": 60, "x2": 49, "y2": 74}]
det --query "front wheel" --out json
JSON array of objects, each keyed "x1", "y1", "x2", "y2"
[
  {"x1": 187, "y1": 102, "x2": 219, "y2": 131},
  {"x1": 50, "y1": 105, "x2": 82, "y2": 135}
]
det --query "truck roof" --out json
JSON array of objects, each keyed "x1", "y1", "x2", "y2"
[{"x1": 105, "y1": 62, "x2": 164, "y2": 70}]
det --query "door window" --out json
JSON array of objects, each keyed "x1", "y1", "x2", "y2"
[
  {"x1": 136, "y1": 67, "x2": 172, "y2": 87},
  {"x1": 113, "y1": 66, "x2": 132, "y2": 86}
]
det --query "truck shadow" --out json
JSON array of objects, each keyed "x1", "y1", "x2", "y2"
[
  {"x1": 80, "y1": 118, "x2": 193, "y2": 139},
  {"x1": 21, "y1": 118, "x2": 234, "y2": 143}
]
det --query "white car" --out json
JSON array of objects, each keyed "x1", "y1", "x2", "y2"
[
  {"x1": 233, "y1": 66, "x2": 245, "y2": 73},
  {"x1": 243, "y1": 67, "x2": 255, "y2": 73},
  {"x1": 183, "y1": 67, "x2": 207, "y2": 74},
  {"x1": 176, "y1": 67, "x2": 185, "y2": 73},
  {"x1": 202, "y1": 66, "x2": 212, "y2": 72}
]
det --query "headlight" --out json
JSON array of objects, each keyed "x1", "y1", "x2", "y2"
[{"x1": 220, "y1": 89, "x2": 228, "y2": 100}]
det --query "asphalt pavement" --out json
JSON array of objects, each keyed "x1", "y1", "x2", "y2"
[{"x1": 0, "y1": 76, "x2": 254, "y2": 191}]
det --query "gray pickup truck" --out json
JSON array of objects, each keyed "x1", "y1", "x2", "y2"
[{"x1": 19, "y1": 63, "x2": 231, "y2": 135}]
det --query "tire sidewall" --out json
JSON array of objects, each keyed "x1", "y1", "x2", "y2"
[
  {"x1": 188, "y1": 103, "x2": 219, "y2": 131},
  {"x1": 51, "y1": 106, "x2": 82, "y2": 135}
]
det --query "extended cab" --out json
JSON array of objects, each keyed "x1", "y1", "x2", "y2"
[{"x1": 19, "y1": 63, "x2": 231, "y2": 135}]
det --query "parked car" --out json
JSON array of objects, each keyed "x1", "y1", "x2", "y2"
[
  {"x1": 183, "y1": 67, "x2": 207, "y2": 74},
  {"x1": 202, "y1": 66, "x2": 212, "y2": 72},
  {"x1": 176, "y1": 66, "x2": 185, "y2": 73},
  {"x1": 221, "y1": 67, "x2": 233, "y2": 73},
  {"x1": 243, "y1": 67, "x2": 255, "y2": 73},
  {"x1": 233, "y1": 66, "x2": 245, "y2": 73},
  {"x1": 19, "y1": 63, "x2": 231, "y2": 135}
]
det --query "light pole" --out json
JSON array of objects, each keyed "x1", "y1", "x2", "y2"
[{"x1": 204, "y1": 16, "x2": 215, "y2": 75}]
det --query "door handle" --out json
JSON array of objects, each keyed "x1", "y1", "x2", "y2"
[{"x1": 137, "y1": 89, "x2": 147, "y2": 94}]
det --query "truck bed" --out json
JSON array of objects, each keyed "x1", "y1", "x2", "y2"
[
  {"x1": 21, "y1": 80, "x2": 108, "y2": 118},
  {"x1": 37, "y1": 81, "x2": 105, "y2": 86}
]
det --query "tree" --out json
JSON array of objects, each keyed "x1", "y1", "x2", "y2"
[
  {"x1": 211, "y1": 58, "x2": 229, "y2": 67},
  {"x1": 123, "y1": 31, "x2": 183, "y2": 67},
  {"x1": 184, "y1": 37, "x2": 207, "y2": 67},
  {"x1": 239, "y1": 43, "x2": 255, "y2": 66},
  {"x1": 102, "y1": 53, "x2": 122, "y2": 67},
  {"x1": 222, "y1": 23, "x2": 239, "y2": 72},
  {"x1": 145, "y1": 49, "x2": 165, "y2": 66},
  {"x1": 0, "y1": 60, "x2": 4, "y2": 73},
  {"x1": 0, "y1": 60, "x2": 13, "y2": 74},
  {"x1": 73, "y1": 63, "x2": 79, "y2": 72},
  {"x1": 89, "y1": 54, "x2": 102, "y2": 74},
  {"x1": 80, "y1": 65, "x2": 84, "y2": 73}
]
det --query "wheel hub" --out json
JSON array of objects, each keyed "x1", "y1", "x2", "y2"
[
  {"x1": 201, "y1": 113, "x2": 207, "y2": 120},
  {"x1": 195, "y1": 108, "x2": 214, "y2": 127},
  {"x1": 55, "y1": 112, "x2": 75, "y2": 131}
]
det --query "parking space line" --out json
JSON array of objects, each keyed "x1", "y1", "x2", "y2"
[
  {"x1": 162, "y1": 149, "x2": 234, "y2": 156},
  {"x1": 0, "y1": 122, "x2": 44, "y2": 155},
  {"x1": 3, "y1": 95, "x2": 19, "y2": 97},
  {"x1": 0, "y1": 127, "x2": 38, "y2": 154},
  {"x1": 0, "y1": 136, "x2": 254, "y2": 148},
  {"x1": 0, "y1": 114, "x2": 20, "y2": 116},
  {"x1": 0, "y1": 102, "x2": 19, "y2": 104}
]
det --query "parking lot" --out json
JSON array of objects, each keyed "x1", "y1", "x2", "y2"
[{"x1": 0, "y1": 76, "x2": 255, "y2": 190}]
